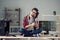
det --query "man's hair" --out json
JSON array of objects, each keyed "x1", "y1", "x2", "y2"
[
  {"x1": 32, "y1": 8, "x2": 39, "y2": 18},
  {"x1": 32, "y1": 8, "x2": 38, "y2": 12}
]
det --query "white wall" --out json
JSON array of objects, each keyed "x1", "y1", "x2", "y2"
[{"x1": 0, "y1": 0, "x2": 60, "y2": 27}]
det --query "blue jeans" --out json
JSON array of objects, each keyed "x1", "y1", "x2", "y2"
[
  {"x1": 19, "y1": 28, "x2": 42, "y2": 37},
  {"x1": 33, "y1": 28, "x2": 42, "y2": 34},
  {"x1": 19, "y1": 28, "x2": 33, "y2": 37}
]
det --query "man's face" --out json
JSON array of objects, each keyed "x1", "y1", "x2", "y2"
[{"x1": 31, "y1": 10, "x2": 37, "y2": 17}]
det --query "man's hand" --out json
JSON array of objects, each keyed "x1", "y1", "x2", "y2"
[{"x1": 25, "y1": 23, "x2": 35, "y2": 29}]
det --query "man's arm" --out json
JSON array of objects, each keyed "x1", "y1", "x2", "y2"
[
  {"x1": 25, "y1": 18, "x2": 39, "y2": 29},
  {"x1": 35, "y1": 18, "x2": 39, "y2": 28},
  {"x1": 25, "y1": 22, "x2": 35, "y2": 29},
  {"x1": 23, "y1": 16, "x2": 35, "y2": 29}
]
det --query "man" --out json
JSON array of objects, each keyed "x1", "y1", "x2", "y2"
[{"x1": 19, "y1": 8, "x2": 42, "y2": 37}]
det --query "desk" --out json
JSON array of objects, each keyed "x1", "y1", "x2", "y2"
[
  {"x1": 0, "y1": 35, "x2": 59, "y2": 40},
  {"x1": 0, "y1": 34, "x2": 59, "y2": 38}
]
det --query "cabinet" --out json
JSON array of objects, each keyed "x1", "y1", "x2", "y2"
[
  {"x1": 4, "y1": 8, "x2": 20, "y2": 26},
  {"x1": 4, "y1": 8, "x2": 20, "y2": 35}
]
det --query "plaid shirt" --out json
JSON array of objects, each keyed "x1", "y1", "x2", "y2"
[
  {"x1": 23, "y1": 15, "x2": 35, "y2": 29},
  {"x1": 23, "y1": 15, "x2": 29, "y2": 28}
]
